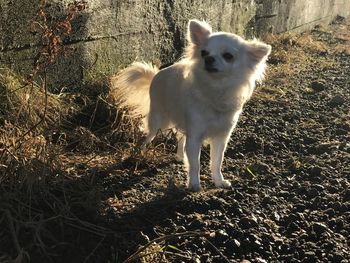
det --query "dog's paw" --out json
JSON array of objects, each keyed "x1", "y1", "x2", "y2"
[
  {"x1": 187, "y1": 183, "x2": 202, "y2": 192},
  {"x1": 215, "y1": 179, "x2": 232, "y2": 189}
]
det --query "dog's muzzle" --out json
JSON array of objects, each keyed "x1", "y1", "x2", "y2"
[{"x1": 204, "y1": 56, "x2": 218, "y2": 73}]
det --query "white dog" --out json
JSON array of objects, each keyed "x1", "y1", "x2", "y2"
[{"x1": 112, "y1": 19, "x2": 271, "y2": 191}]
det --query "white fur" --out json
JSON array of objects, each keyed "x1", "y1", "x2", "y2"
[
  {"x1": 111, "y1": 19, "x2": 271, "y2": 191},
  {"x1": 111, "y1": 62, "x2": 158, "y2": 117}
]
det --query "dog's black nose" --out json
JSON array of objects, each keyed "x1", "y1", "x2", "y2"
[{"x1": 205, "y1": 56, "x2": 215, "y2": 65}]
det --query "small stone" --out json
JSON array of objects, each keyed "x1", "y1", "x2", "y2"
[
  {"x1": 324, "y1": 208, "x2": 335, "y2": 217},
  {"x1": 310, "y1": 222, "x2": 330, "y2": 235},
  {"x1": 313, "y1": 184, "x2": 325, "y2": 191},
  {"x1": 251, "y1": 161, "x2": 270, "y2": 172},
  {"x1": 311, "y1": 80, "x2": 326, "y2": 92},
  {"x1": 309, "y1": 166, "x2": 323, "y2": 176},
  {"x1": 177, "y1": 226, "x2": 186, "y2": 232},
  {"x1": 256, "y1": 258, "x2": 268, "y2": 263},
  {"x1": 233, "y1": 239, "x2": 241, "y2": 248},
  {"x1": 200, "y1": 254, "x2": 210, "y2": 262},
  {"x1": 212, "y1": 256, "x2": 223, "y2": 263},
  {"x1": 239, "y1": 216, "x2": 258, "y2": 229},
  {"x1": 261, "y1": 196, "x2": 272, "y2": 206},
  {"x1": 295, "y1": 203, "x2": 306, "y2": 212},
  {"x1": 343, "y1": 189, "x2": 350, "y2": 201},
  {"x1": 331, "y1": 253, "x2": 344, "y2": 263},
  {"x1": 234, "y1": 191, "x2": 244, "y2": 200},
  {"x1": 225, "y1": 238, "x2": 241, "y2": 254},
  {"x1": 329, "y1": 94, "x2": 345, "y2": 107},
  {"x1": 188, "y1": 219, "x2": 205, "y2": 230},
  {"x1": 273, "y1": 211, "x2": 280, "y2": 221},
  {"x1": 278, "y1": 190, "x2": 290, "y2": 198},
  {"x1": 287, "y1": 222, "x2": 300, "y2": 233},
  {"x1": 307, "y1": 188, "x2": 319, "y2": 198},
  {"x1": 303, "y1": 251, "x2": 317, "y2": 263},
  {"x1": 215, "y1": 229, "x2": 229, "y2": 243},
  {"x1": 209, "y1": 196, "x2": 230, "y2": 208}
]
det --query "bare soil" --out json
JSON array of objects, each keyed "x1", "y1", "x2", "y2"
[{"x1": 1, "y1": 18, "x2": 349, "y2": 263}]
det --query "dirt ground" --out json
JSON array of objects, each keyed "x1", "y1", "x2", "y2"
[{"x1": 1, "y1": 18, "x2": 349, "y2": 263}]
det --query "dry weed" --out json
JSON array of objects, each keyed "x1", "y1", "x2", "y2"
[
  {"x1": 0, "y1": 2, "x2": 120, "y2": 262},
  {"x1": 0, "y1": 68, "x2": 70, "y2": 128}
]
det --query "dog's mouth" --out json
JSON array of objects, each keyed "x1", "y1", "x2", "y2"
[{"x1": 205, "y1": 66, "x2": 219, "y2": 73}]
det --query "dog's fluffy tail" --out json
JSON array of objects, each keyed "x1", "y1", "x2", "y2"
[{"x1": 111, "y1": 62, "x2": 159, "y2": 117}]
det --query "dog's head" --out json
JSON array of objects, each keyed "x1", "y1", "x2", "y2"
[{"x1": 186, "y1": 19, "x2": 271, "y2": 81}]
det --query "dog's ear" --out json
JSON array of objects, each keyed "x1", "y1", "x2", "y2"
[
  {"x1": 246, "y1": 40, "x2": 272, "y2": 63},
  {"x1": 188, "y1": 19, "x2": 212, "y2": 46}
]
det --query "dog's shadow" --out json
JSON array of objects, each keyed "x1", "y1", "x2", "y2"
[{"x1": 100, "y1": 159, "x2": 192, "y2": 260}]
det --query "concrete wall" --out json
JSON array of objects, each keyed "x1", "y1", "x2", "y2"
[
  {"x1": 254, "y1": 0, "x2": 350, "y2": 35},
  {"x1": 0, "y1": 0, "x2": 349, "y2": 91}
]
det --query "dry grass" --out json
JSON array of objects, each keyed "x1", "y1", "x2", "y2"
[
  {"x1": 0, "y1": 68, "x2": 67, "y2": 182},
  {"x1": 263, "y1": 32, "x2": 332, "y2": 76},
  {"x1": 0, "y1": 66, "x2": 173, "y2": 262},
  {"x1": 251, "y1": 27, "x2": 340, "y2": 102},
  {"x1": 0, "y1": 68, "x2": 125, "y2": 262},
  {"x1": 0, "y1": 68, "x2": 68, "y2": 126}
]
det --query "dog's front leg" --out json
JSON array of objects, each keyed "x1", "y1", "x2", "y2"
[
  {"x1": 185, "y1": 135, "x2": 202, "y2": 191},
  {"x1": 210, "y1": 134, "x2": 232, "y2": 189}
]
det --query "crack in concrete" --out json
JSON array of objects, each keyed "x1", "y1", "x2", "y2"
[
  {"x1": 0, "y1": 31, "x2": 143, "y2": 53},
  {"x1": 280, "y1": 14, "x2": 334, "y2": 33}
]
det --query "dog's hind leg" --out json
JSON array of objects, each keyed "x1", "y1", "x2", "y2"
[
  {"x1": 175, "y1": 133, "x2": 186, "y2": 162},
  {"x1": 143, "y1": 109, "x2": 169, "y2": 146},
  {"x1": 210, "y1": 133, "x2": 232, "y2": 189},
  {"x1": 143, "y1": 114, "x2": 159, "y2": 145}
]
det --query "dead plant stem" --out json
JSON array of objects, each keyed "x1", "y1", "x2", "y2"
[{"x1": 15, "y1": 72, "x2": 48, "y2": 147}]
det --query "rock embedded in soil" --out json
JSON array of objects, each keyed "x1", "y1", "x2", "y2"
[
  {"x1": 214, "y1": 229, "x2": 229, "y2": 243},
  {"x1": 239, "y1": 216, "x2": 259, "y2": 229},
  {"x1": 343, "y1": 189, "x2": 350, "y2": 201},
  {"x1": 302, "y1": 251, "x2": 318, "y2": 263},
  {"x1": 310, "y1": 222, "x2": 330, "y2": 236},
  {"x1": 331, "y1": 253, "x2": 345, "y2": 263},
  {"x1": 188, "y1": 219, "x2": 204, "y2": 230},
  {"x1": 310, "y1": 80, "x2": 327, "y2": 92},
  {"x1": 308, "y1": 165, "x2": 323, "y2": 176},
  {"x1": 329, "y1": 94, "x2": 345, "y2": 107}
]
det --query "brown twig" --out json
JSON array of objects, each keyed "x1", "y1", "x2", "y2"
[
  {"x1": 15, "y1": 72, "x2": 48, "y2": 147},
  {"x1": 202, "y1": 236, "x2": 232, "y2": 263}
]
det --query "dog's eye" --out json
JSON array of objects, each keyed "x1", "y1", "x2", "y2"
[
  {"x1": 201, "y1": 50, "x2": 209, "y2": 57},
  {"x1": 222, "y1": 52, "x2": 234, "y2": 61}
]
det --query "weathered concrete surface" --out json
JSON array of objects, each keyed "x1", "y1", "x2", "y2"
[
  {"x1": 0, "y1": 0, "x2": 349, "y2": 90},
  {"x1": 253, "y1": 0, "x2": 350, "y2": 35}
]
